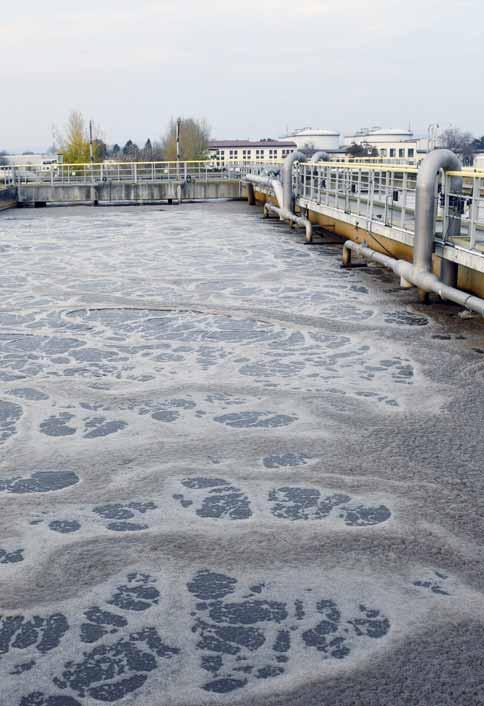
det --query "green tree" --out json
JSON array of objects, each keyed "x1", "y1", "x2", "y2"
[
  {"x1": 161, "y1": 117, "x2": 210, "y2": 161},
  {"x1": 122, "y1": 140, "x2": 139, "y2": 160},
  {"x1": 143, "y1": 138, "x2": 153, "y2": 161},
  {"x1": 54, "y1": 111, "x2": 104, "y2": 163},
  {"x1": 346, "y1": 142, "x2": 378, "y2": 158}
]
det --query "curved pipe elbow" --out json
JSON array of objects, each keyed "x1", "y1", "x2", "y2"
[
  {"x1": 414, "y1": 149, "x2": 462, "y2": 274},
  {"x1": 311, "y1": 151, "x2": 330, "y2": 163},
  {"x1": 283, "y1": 151, "x2": 307, "y2": 213}
]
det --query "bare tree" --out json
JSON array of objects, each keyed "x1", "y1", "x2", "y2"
[
  {"x1": 439, "y1": 127, "x2": 475, "y2": 164},
  {"x1": 161, "y1": 118, "x2": 210, "y2": 161},
  {"x1": 54, "y1": 111, "x2": 105, "y2": 163}
]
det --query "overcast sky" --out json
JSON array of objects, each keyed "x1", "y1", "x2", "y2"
[{"x1": 1, "y1": 0, "x2": 482, "y2": 151}]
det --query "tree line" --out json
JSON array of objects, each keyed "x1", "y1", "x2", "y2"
[{"x1": 51, "y1": 111, "x2": 210, "y2": 164}]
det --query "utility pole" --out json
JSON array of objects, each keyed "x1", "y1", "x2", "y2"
[
  {"x1": 176, "y1": 117, "x2": 182, "y2": 193},
  {"x1": 176, "y1": 117, "x2": 182, "y2": 163},
  {"x1": 89, "y1": 120, "x2": 94, "y2": 163}
]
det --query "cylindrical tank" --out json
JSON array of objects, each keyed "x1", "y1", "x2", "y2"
[{"x1": 288, "y1": 128, "x2": 340, "y2": 151}]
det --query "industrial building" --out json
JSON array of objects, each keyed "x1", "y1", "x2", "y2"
[
  {"x1": 343, "y1": 128, "x2": 419, "y2": 159},
  {"x1": 208, "y1": 140, "x2": 296, "y2": 163}
]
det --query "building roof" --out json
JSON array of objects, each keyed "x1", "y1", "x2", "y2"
[
  {"x1": 345, "y1": 128, "x2": 413, "y2": 138},
  {"x1": 370, "y1": 128, "x2": 413, "y2": 136},
  {"x1": 287, "y1": 128, "x2": 340, "y2": 137},
  {"x1": 209, "y1": 140, "x2": 296, "y2": 149}
]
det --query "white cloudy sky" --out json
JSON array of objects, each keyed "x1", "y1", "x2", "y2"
[{"x1": 1, "y1": 0, "x2": 482, "y2": 150}]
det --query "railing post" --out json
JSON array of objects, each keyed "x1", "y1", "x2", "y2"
[{"x1": 470, "y1": 177, "x2": 480, "y2": 249}]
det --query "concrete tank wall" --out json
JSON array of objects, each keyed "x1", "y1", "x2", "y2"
[
  {"x1": 0, "y1": 187, "x2": 17, "y2": 211},
  {"x1": 17, "y1": 180, "x2": 242, "y2": 205}
]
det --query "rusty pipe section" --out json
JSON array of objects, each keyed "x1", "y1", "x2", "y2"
[
  {"x1": 343, "y1": 240, "x2": 484, "y2": 317},
  {"x1": 282, "y1": 151, "x2": 306, "y2": 213},
  {"x1": 264, "y1": 202, "x2": 313, "y2": 243}
]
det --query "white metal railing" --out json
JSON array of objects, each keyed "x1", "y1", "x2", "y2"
[
  {"x1": 291, "y1": 162, "x2": 484, "y2": 256},
  {"x1": 295, "y1": 162, "x2": 418, "y2": 235},
  {"x1": 0, "y1": 159, "x2": 282, "y2": 187},
  {"x1": 443, "y1": 171, "x2": 484, "y2": 250}
]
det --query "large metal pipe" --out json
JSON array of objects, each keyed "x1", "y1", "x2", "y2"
[
  {"x1": 414, "y1": 149, "x2": 462, "y2": 275},
  {"x1": 243, "y1": 174, "x2": 283, "y2": 207},
  {"x1": 343, "y1": 240, "x2": 484, "y2": 317},
  {"x1": 264, "y1": 202, "x2": 313, "y2": 243},
  {"x1": 311, "y1": 151, "x2": 330, "y2": 163},
  {"x1": 282, "y1": 150, "x2": 306, "y2": 213},
  {"x1": 244, "y1": 174, "x2": 273, "y2": 189}
]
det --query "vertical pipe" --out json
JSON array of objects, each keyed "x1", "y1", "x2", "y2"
[
  {"x1": 282, "y1": 151, "x2": 306, "y2": 213},
  {"x1": 413, "y1": 149, "x2": 462, "y2": 274}
]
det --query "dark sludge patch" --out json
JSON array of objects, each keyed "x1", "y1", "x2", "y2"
[
  {"x1": 80, "y1": 607, "x2": 128, "y2": 644},
  {"x1": 214, "y1": 411, "x2": 297, "y2": 429},
  {"x1": 175, "y1": 478, "x2": 252, "y2": 520},
  {"x1": 182, "y1": 477, "x2": 230, "y2": 490},
  {"x1": 263, "y1": 452, "x2": 309, "y2": 468},
  {"x1": 39, "y1": 414, "x2": 76, "y2": 437},
  {"x1": 10, "y1": 659, "x2": 35, "y2": 675},
  {"x1": 339, "y1": 504, "x2": 392, "y2": 526},
  {"x1": 384, "y1": 311, "x2": 429, "y2": 327},
  {"x1": 413, "y1": 572, "x2": 451, "y2": 596},
  {"x1": 84, "y1": 420, "x2": 127, "y2": 439},
  {"x1": 268, "y1": 487, "x2": 351, "y2": 521},
  {"x1": 194, "y1": 618, "x2": 266, "y2": 654},
  {"x1": 107, "y1": 573, "x2": 160, "y2": 612},
  {"x1": 347, "y1": 604, "x2": 391, "y2": 639},
  {"x1": 84, "y1": 607, "x2": 128, "y2": 628},
  {"x1": 187, "y1": 570, "x2": 237, "y2": 601},
  {"x1": 201, "y1": 653, "x2": 223, "y2": 673},
  {"x1": 189, "y1": 569, "x2": 391, "y2": 693},
  {"x1": 54, "y1": 627, "x2": 178, "y2": 701},
  {"x1": 0, "y1": 548, "x2": 24, "y2": 564},
  {"x1": 198, "y1": 489, "x2": 251, "y2": 520},
  {"x1": 256, "y1": 665, "x2": 284, "y2": 679},
  {"x1": 0, "y1": 399, "x2": 22, "y2": 443},
  {"x1": 106, "y1": 522, "x2": 149, "y2": 532},
  {"x1": 273, "y1": 630, "x2": 290, "y2": 652},
  {"x1": 302, "y1": 601, "x2": 389, "y2": 658},
  {"x1": 20, "y1": 693, "x2": 82, "y2": 706},
  {"x1": 8, "y1": 388, "x2": 49, "y2": 401},
  {"x1": 207, "y1": 600, "x2": 288, "y2": 626},
  {"x1": 80, "y1": 623, "x2": 111, "y2": 644},
  {"x1": 268, "y1": 487, "x2": 392, "y2": 526},
  {"x1": 48, "y1": 520, "x2": 81, "y2": 534},
  {"x1": 93, "y1": 501, "x2": 156, "y2": 520},
  {"x1": 151, "y1": 409, "x2": 179, "y2": 423},
  {"x1": 0, "y1": 471, "x2": 80, "y2": 494},
  {"x1": 0, "y1": 613, "x2": 69, "y2": 657},
  {"x1": 202, "y1": 677, "x2": 248, "y2": 693}
]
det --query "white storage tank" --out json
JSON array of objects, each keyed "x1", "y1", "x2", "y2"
[
  {"x1": 364, "y1": 128, "x2": 413, "y2": 144},
  {"x1": 287, "y1": 128, "x2": 340, "y2": 151}
]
